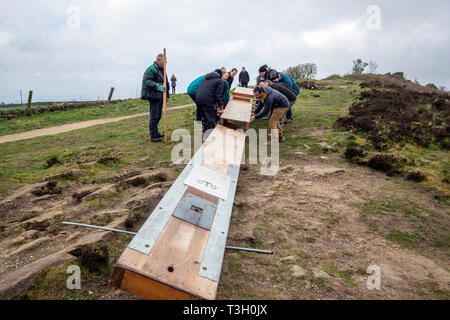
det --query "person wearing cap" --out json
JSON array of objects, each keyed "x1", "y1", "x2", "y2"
[
  {"x1": 141, "y1": 53, "x2": 170, "y2": 143},
  {"x1": 250, "y1": 86, "x2": 289, "y2": 145},
  {"x1": 239, "y1": 67, "x2": 250, "y2": 88},
  {"x1": 268, "y1": 70, "x2": 300, "y2": 123},
  {"x1": 196, "y1": 69, "x2": 225, "y2": 134}
]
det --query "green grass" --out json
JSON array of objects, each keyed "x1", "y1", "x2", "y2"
[
  {"x1": 0, "y1": 94, "x2": 193, "y2": 136},
  {"x1": 322, "y1": 261, "x2": 356, "y2": 287},
  {"x1": 0, "y1": 105, "x2": 196, "y2": 199},
  {"x1": 383, "y1": 229, "x2": 425, "y2": 248}
]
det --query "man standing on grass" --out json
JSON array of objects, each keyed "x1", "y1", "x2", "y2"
[
  {"x1": 239, "y1": 67, "x2": 250, "y2": 87},
  {"x1": 251, "y1": 86, "x2": 289, "y2": 145},
  {"x1": 196, "y1": 69, "x2": 224, "y2": 136},
  {"x1": 141, "y1": 53, "x2": 170, "y2": 143}
]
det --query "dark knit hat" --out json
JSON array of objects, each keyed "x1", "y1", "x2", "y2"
[{"x1": 268, "y1": 70, "x2": 279, "y2": 81}]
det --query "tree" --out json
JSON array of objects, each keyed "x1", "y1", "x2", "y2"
[
  {"x1": 368, "y1": 60, "x2": 378, "y2": 73},
  {"x1": 284, "y1": 65, "x2": 305, "y2": 80},
  {"x1": 303, "y1": 63, "x2": 318, "y2": 79},
  {"x1": 283, "y1": 63, "x2": 318, "y2": 80},
  {"x1": 439, "y1": 86, "x2": 446, "y2": 92},
  {"x1": 352, "y1": 58, "x2": 368, "y2": 74}
]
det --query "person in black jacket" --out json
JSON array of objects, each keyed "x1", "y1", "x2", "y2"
[
  {"x1": 251, "y1": 86, "x2": 289, "y2": 144},
  {"x1": 141, "y1": 53, "x2": 170, "y2": 143},
  {"x1": 239, "y1": 67, "x2": 250, "y2": 87},
  {"x1": 196, "y1": 69, "x2": 225, "y2": 135}
]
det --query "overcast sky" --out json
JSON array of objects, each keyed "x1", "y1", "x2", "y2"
[{"x1": 0, "y1": 0, "x2": 449, "y2": 103}]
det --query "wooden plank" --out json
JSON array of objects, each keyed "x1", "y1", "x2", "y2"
[
  {"x1": 221, "y1": 99, "x2": 252, "y2": 123},
  {"x1": 120, "y1": 270, "x2": 199, "y2": 300},
  {"x1": 114, "y1": 217, "x2": 218, "y2": 300},
  {"x1": 234, "y1": 87, "x2": 254, "y2": 97},
  {"x1": 232, "y1": 95, "x2": 252, "y2": 103}
]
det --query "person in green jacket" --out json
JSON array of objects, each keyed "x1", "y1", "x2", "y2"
[{"x1": 141, "y1": 53, "x2": 170, "y2": 143}]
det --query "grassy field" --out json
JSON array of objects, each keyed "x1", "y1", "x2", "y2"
[
  {"x1": 1, "y1": 77, "x2": 448, "y2": 300},
  {"x1": 0, "y1": 94, "x2": 193, "y2": 136}
]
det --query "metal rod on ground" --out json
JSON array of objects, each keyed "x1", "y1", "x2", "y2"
[
  {"x1": 62, "y1": 221, "x2": 137, "y2": 236},
  {"x1": 223, "y1": 246, "x2": 273, "y2": 255},
  {"x1": 163, "y1": 48, "x2": 168, "y2": 143},
  {"x1": 62, "y1": 221, "x2": 273, "y2": 254}
]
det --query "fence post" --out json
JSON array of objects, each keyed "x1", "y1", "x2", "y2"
[
  {"x1": 108, "y1": 87, "x2": 115, "y2": 103},
  {"x1": 27, "y1": 90, "x2": 33, "y2": 109}
]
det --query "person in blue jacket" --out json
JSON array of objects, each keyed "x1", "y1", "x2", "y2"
[
  {"x1": 187, "y1": 74, "x2": 206, "y2": 123},
  {"x1": 268, "y1": 70, "x2": 300, "y2": 123}
]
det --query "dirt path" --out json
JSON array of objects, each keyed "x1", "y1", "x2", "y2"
[{"x1": 0, "y1": 104, "x2": 195, "y2": 144}]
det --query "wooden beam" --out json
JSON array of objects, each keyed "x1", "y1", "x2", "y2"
[
  {"x1": 163, "y1": 48, "x2": 168, "y2": 143},
  {"x1": 27, "y1": 90, "x2": 33, "y2": 109},
  {"x1": 108, "y1": 87, "x2": 115, "y2": 103}
]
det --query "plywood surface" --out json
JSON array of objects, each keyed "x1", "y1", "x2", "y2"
[
  {"x1": 221, "y1": 99, "x2": 252, "y2": 123},
  {"x1": 115, "y1": 217, "x2": 218, "y2": 300},
  {"x1": 234, "y1": 87, "x2": 254, "y2": 97}
]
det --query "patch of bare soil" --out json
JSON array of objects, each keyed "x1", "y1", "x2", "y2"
[
  {"x1": 218, "y1": 151, "x2": 449, "y2": 300},
  {"x1": 0, "y1": 164, "x2": 178, "y2": 299}
]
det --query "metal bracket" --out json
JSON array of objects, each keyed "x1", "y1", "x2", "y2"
[
  {"x1": 173, "y1": 193, "x2": 217, "y2": 231},
  {"x1": 128, "y1": 151, "x2": 204, "y2": 255},
  {"x1": 198, "y1": 165, "x2": 240, "y2": 282}
]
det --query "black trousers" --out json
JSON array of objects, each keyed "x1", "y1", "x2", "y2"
[
  {"x1": 172, "y1": 86, "x2": 176, "y2": 94},
  {"x1": 198, "y1": 103, "x2": 217, "y2": 133},
  {"x1": 149, "y1": 100, "x2": 163, "y2": 138},
  {"x1": 241, "y1": 82, "x2": 248, "y2": 88}
]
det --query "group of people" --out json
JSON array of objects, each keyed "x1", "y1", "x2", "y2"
[{"x1": 141, "y1": 54, "x2": 300, "y2": 144}]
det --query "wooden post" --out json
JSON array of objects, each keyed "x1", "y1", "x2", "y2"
[
  {"x1": 108, "y1": 87, "x2": 115, "y2": 103},
  {"x1": 27, "y1": 90, "x2": 33, "y2": 109},
  {"x1": 163, "y1": 48, "x2": 168, "y2": 143}
]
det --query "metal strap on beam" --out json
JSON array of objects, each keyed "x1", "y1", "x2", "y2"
[{"x1": 198, "y1": 165, "x2": 240, "y2": 282}]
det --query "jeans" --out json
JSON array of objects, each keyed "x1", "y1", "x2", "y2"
[
  {"x1": 241, "y1": 82, "x2": 248, "y2": 88},
  {"x1": 172, "y1": 87, "x2": 176, "y2": 94},
  {"x1": 149, "y1": 100, "x2": 163, "y2": 138},
  {"x1": 189, "y1": 94, "x2": 204, "y2": 125}
]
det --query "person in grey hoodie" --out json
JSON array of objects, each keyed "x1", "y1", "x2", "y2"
[{"x1": 251, "y1": 86, "x2": 289, "y2": 144}]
